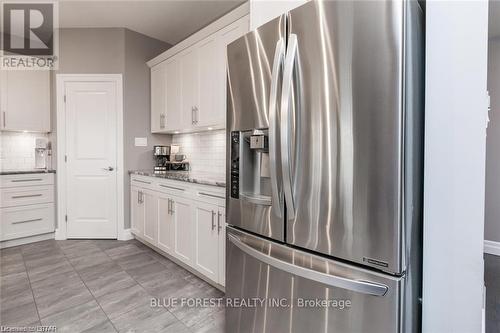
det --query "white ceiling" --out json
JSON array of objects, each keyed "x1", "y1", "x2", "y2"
[
  {"x1": 59, "y1": 0, "x2": 245, "y2": 45},
  {"x1": 490, "y1": 0, "x2": 500, "y2": 38}
]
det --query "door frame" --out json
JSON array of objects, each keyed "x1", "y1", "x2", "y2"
[{"x1": 55, "y1": 74, "x2": 125, "y2": 240}]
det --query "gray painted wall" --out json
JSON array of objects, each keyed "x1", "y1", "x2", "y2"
[
  {"x1": 51, "y1": 28, "x2": 171, "y2": 230},
  {"x1": 485, "y1": 38, "x2": 500, "y2": 243},
  {"x1": 123, "y1": 29, "x2": 172, "y2": 229}
]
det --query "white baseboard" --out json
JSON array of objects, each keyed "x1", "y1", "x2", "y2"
[
  {"x1": 119, "y1": 228, "x2": 134, "y2": 241},
  {"x1": 0, "y1": 232, "x2": 55, "y2": 249},
  {"x1": 484, "y1": 240, "x2": 500, "y2": 256},
  {"x1": 54, "y1": 228, "x2": 67, "y2": 240}
]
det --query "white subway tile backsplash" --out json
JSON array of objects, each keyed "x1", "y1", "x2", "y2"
[
  {"x1": 0, "y1": 132, "x2": 49, "y2": 171},
  {"x1": 171, "y1": 129, "x2": 226, "y2": 177}
]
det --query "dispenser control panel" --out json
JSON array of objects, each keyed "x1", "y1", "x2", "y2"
[{"x1": 230, "y1": 131, "x2": 240, "y2": 199}]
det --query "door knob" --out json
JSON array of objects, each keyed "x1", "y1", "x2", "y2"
[{"x1": 103, "y1": 167, "x2": 114, "y2": 171}]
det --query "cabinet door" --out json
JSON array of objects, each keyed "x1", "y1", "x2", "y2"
[
  {"x1": 197, "y1": 36, "x2": 218, "y2": 128},
  {"x1": 165, "y1": 57, "x2": 183, "y2": 131},
  {"x1": 173, "y1": 196, "x2": 194, "y2": 265},
  {"x1": 193, "y1": 200, "x2": 219, "y2": 282},
  {"x1": 217, "y1": 206, "x2": 226, "y2": 286},
  {"x1": 1, "y1": 70, "x2": 50, "y2": 132},
  {"x1": 180, "y1": 48, "x2": 199, "y2": 129},
  {"x1": 143, "y1": 189, "x2": 158, "y2": 245},
  {"x1": 157, "y1": 194, "x2": 174, "y2": 254},
  {"x1": 130, "y1": 187, "x2": 145, "y2": 236},
  {"x1": 151, "y1": 63, "x2": 167, "y2": 133}
]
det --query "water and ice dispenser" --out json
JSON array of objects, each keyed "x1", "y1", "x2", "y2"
[{"x1": 230, "y1": 130, "x2": 272, "y2": 206}]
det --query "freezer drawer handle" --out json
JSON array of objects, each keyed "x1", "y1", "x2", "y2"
[{"x1": 228, "y1": 234, "x2": 388, "y2": 297}]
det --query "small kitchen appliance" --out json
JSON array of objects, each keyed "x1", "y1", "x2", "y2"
[
  {"x1": 153, "y1": 145, "x2": 170, "y2": 174},
  {"x1": 35, "y1": 137, "x2": 48, "y2": 169}
]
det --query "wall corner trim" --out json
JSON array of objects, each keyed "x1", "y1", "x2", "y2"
[{"x1": 484, "y1": 240, "x2": 500, "y2": 256}]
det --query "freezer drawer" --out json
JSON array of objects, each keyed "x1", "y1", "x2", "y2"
[{"x1": 226, "y1": 227, "x2": 405, "y2": 333}]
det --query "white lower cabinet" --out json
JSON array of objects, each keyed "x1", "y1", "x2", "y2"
[
  {"x1": 157, "y1": 194, "x2": 174, "y2": 254},
  {"x1": 130, "y1": 187, "x2": 145, "y2": 236},
  {"x1": 172, "y1": 196, "x2": 195, "y2": 265},
  {"x1": 130, "y1": 175, "x2": 226, "y2": 286},
  {"x1": 193, "y1": 201, "x2": 220, "y2": 282},
  {"x1": 0, "y1": 174, "x2": 55, "y2": 242},
  {"x1": 143, "y1": 190, "x2": 158, "y2": 246}
]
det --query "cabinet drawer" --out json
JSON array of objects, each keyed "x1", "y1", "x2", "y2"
[
  {"x1": 1, "y1": 186, "x2": 54, "y2": 208},
  {"x1": 0, "y1": 204, "x2": 55, "y2": 241},
  {"x1": 130, "y1": 176, "x2": 155, "y2": 190},
  {"x1": 0, "y1": 173, "x2": 54, "y2": 188}
]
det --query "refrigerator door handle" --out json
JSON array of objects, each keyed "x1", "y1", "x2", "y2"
[
  {"x1": 228, "y1": 233, "x2": 388, "y2": 297},
  {"x1": 280, "y1": 34, "x2": 298, "y2": 220},
  {"x1": 269, "y1": 38, "x2": 285, "y2": 218}
]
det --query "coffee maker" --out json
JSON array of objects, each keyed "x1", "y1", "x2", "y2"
[{"x1": 153, "y1": 145, "x2": 170, "y2": 174}]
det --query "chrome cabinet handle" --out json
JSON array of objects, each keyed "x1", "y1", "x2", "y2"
[
  {"x1": 170, "y1": 200, "x2": 175, "y2": 214},
  {"x1": 12, "y1": 218, "x2": 42, "y2": 225},
  {"x1": 2, "y1": 111, "x2": 5, "y2": 128},
  {"x1": 217, "y1": 211, "x2": 222, "y2": 234},
  {"x1": 280, "y1": 34, "x2": 298, "y2": 220},
  {"x1": 160, "y1": 113, "x2": 165, "y2": 129},
  {"x1": 269, "y1": 38, "x2": 285, "y2": 219},
  {"x1": 191, "y1": 106, "x2": 195, "y2": 125},
  {"x1": 211, "y1": 210, "x2": 216, "y2": 230},
  {"x1": 159, "y1": 184, "x2": 185, "y2": 191},
  {"x1": 167, "y1": 199, "x2": 171, "y2": 215},
  {"x1": 198, "y1": 192, "x2": 224, "y2": 199},
  {"x1": 103, "y1": 167, "x2": 114, "y2": 171},
  {"x1": 132, "y1": 179, "x2": 151, "y2": 185},
  {"x1": 11, "y1": 178, "x2": 42, "y2": 182},
  {"x1": 12, "y1": 194, "x2": 43, "y2": 199},
  {"x1": 194, "y1": 106, "x2": 199, "y2": 124},
  {"x1": 228, "y1": 233, "x2": 388, "y2": 297}
]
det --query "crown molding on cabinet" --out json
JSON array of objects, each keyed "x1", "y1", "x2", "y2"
[{"x1": 147, "y1": 2, "x2": 249, "y2": 68}]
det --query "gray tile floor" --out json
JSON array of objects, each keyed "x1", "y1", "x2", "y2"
[
  {"x1": 486, "y1": 254, "x2": 500, "y2": 333},
  {"x1": 0, "y1": 239, "x2": 224, "y2": 333}
]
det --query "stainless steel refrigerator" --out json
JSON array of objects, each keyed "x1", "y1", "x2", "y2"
[{"x1": 225, "y1": 1, "x2": 424, "y2": 332}]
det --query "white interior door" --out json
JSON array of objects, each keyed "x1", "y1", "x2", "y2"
[{"x1": 65, "y1": 81, "x2": 118, "y2": 238}]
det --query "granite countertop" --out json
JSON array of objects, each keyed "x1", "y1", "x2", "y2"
[
  {"x1": 0, "y1": 169, "x2": 56, "y2": 175},
  {"x1": 129, "y1": 170, "x2": 226, "y2": 188}
]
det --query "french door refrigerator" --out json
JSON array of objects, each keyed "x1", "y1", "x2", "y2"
[{"x1": 225, "y1": 1, "x2": 424, "y2": 332}]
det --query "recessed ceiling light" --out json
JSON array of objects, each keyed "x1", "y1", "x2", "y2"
[
  {"x1": 207, "y1": 127, "x2": 213, "y2": 130},
  {"x1": 174, "y1": 131, "x2": 179, "y2": 134}
]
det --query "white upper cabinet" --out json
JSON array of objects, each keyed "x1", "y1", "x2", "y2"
[
  {"x1": 151, "y1": 62, "x2": 166, "y2": 133},
  {"x1": 149, "y1": 14, "x2": 249, "y2": 134},
  {"x1": 249, "y1": 0, "x2": 307, "y2": 30},
  {"x1": 164, "y1": 57, "x2": 182, "y2": 131},
  {"x1": 180, "y1": 47, "x2": 200, "y2": 129},
  {"x1": 197, "y1": 35, "x2": 219, "y2": 128},
  {"x1": 1, "y1": 70, "x2": 50, "y2": 132}
]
